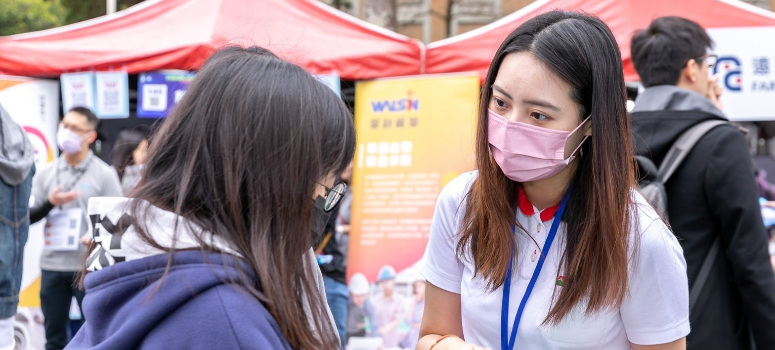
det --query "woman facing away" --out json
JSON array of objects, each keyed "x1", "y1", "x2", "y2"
[
  {"x1": 110, "y1": 128, "x2": 148, "y2": 196},
  {"x1": 418, "y1": 11, "x2": 690, "y2": 350},
  {"x1": 66, "y1": 46, "x2": 354, "y2": 350}
]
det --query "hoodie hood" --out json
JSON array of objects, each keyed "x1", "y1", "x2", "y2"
[
  {"x1": 73, "y1": 197, "x2": 337, "y2": 349},
  {"x1": 76, "y1": 251, "x2": 275, "y2": 349},
  {"x1": 85, "y1": 197, "x2": 242, "y2": 272},
  {"x1": 0, "y1": 105, "x2": 34, "y2": 186},
  {"x1": 631, "y1": 85, "x2": 729, "y2": 165},
  {"x1": 632, "y1": 85, "x2": 725, "y2": 117},
  {"x1": 72, "y1": 197, "x2": 286, "y2": 349}
]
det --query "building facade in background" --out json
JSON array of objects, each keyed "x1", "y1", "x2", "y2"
[{"x1": 321, "y1": 0, "x2": 775, "y2": 43}]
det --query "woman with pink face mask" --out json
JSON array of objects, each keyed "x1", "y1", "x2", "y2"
[{"x1": 418, "y1": 11, "x2": 690, "y2": 350}]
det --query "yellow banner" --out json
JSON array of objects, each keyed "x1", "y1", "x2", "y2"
[{"x1": 349, "y1": 73, "x2": 479, "y2": 282}]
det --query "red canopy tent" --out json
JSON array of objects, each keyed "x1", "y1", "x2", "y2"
[
  {"x1": 0, "y1": 0, "x2": 424, "y2": 80},
  {"x1": 425, "y1": 0, "x2": 775, "y2": 82}
]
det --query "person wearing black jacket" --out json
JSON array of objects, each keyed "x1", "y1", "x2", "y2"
[{"x1": 631, "y1": 17, "x2": 775, "y2": 350}]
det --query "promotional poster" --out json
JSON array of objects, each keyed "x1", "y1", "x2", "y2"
[{"x1": 346, "y1": 73, "x2": 479, "y2": 349}]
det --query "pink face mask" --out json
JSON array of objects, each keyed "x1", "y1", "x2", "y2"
[{"x1": 488, "y1": 110, "x2": 590, "y2": 183}]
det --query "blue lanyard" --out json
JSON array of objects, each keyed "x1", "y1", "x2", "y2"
[{"x1": 501, "y1": 188, "x2": 572, "y2": 350}]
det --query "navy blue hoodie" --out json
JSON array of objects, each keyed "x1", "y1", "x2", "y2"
[{"x1": 67, "y1": 251, "x2": 292, "y2": 349}]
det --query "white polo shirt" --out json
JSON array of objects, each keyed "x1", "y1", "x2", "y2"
[{"x1": 421, "y1": 171, "x2": 690, "y2": 349}]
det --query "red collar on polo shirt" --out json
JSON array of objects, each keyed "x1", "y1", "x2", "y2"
[{"x1": 517, "y1": 187, "x2": 560, "y2": 222}]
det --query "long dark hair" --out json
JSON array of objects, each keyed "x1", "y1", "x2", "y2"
[
  {"x1": 459, "y1": 11, "x2": 636, "y2": 324},
  {"x1": 126, "y1": 46, "x2": 354, "y2": 349},
  {"x1": 110, "y1": 129, "x2": 145, "y2": 180}
]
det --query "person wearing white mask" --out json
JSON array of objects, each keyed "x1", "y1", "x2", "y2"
[
  {"x1": 418, "y1": 11, "x2": 689, "y2": 350},
  {"x1": 28, "y1": 107, "x2": 122, "y2": 350}
]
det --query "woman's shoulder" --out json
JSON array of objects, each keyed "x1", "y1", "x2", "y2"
[
  {"x1": 180, "y1": 284, "x2": 292, "y2": 348},
  {"x1": 628, "y1": 189, "x2": 683, "y2": 258},
  {"x1": 430, "y1": 171, "x2": 478, "y2": 223},
  {"x1": 437, "y1": 171, "x2": 478, "y2": 203},
  {"x1": 207, "y1": 284, "x2": 272, "y2": 317},
  {"x1": 629, "y1": 189, "x2": 663, "y2": 228}
]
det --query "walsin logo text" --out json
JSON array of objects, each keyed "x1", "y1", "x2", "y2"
[{"x1": 370, "y1": 91, "x2": 419, "y2": 112}]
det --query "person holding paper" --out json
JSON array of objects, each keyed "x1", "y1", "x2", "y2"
[{"x1": 29, "y1": 107, "x2": 122, "y2": 350}]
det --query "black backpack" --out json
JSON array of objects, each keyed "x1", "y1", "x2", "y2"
[
  {"x1": 635, "y1": 119, "x2": 727, "y2": 314},
  {"x1": 636, "y1": 120, "x2": 727, "y2": 217}
]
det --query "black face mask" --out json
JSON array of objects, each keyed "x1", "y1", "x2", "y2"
[{"x1": 311, "y1": 196, "x2": 332, "y2": 241}]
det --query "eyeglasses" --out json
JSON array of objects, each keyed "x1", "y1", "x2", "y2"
[
  {"x1": 691, "y1": 53, "x2": 718, "y2": 70},
  {"x1": 319, "y1": 182, "x2": 347, "y2": 212},
  {"x1": 59, "y1": 121, "x2": 94, "y2": 135}
]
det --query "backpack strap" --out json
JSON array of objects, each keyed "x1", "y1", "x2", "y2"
[
  {"x1": 655, "y1": 119, "x2": 727, "y2": 315},
  {"x1": 658, "y1": 120, "x2": 728, "y2": 183},
  {"x1": 690, "y1": 236, "x2": 720, "y2": 314},
  {"x1": 635, "y1": 155, "x2": 659, "y2": 182}
]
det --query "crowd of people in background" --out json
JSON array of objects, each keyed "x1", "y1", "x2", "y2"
[
  {"x1": 343, "y1": 266, "x2": 426, "y2": 350},
  {"x1": 1, "y1": 11, "x2": 775, "y2": 350}
]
